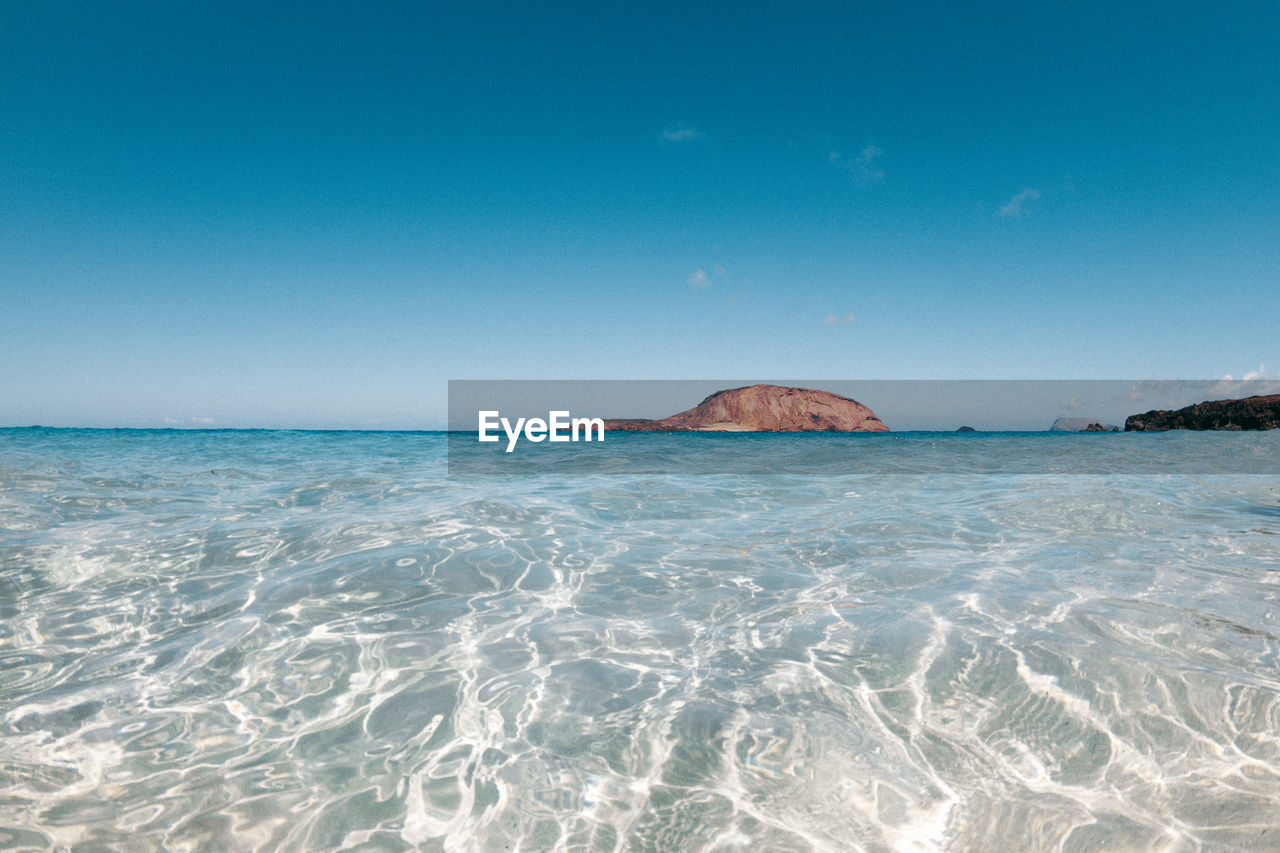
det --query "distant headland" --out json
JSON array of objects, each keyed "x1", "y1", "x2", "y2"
[
  {"x1": 604, "y1": 384, "x2": 890, "y2": 432},
  {"x1": 1125, "y1": 394, "x2": 1280, "y2": 431}
]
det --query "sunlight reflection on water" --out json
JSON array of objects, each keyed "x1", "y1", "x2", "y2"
[{"x1": 1, "y1": 429, "x2": 1279, "y2": 851}]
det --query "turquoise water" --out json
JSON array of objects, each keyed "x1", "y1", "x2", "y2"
[{"x1": 2, "y1": 428, "x2": 1279, "y2": 851}]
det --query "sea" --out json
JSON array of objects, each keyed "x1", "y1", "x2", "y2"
[{"x1": 2, "y1": 427, "x2": 1279, "y2": 852}]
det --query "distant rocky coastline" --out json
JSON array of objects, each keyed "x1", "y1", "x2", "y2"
[
  {"x1": 1124, "y1": 394, "x2": 1280, "y2": 431},
  {"x1": 1050, "y1": 417, "x2": 1119, "y2": 432},
  {"x1": 593, "y1": 387, "x2": 1280, "y2": 434},
  {"x1": 604, "y1": 385, "x2": 889, "y2": 432}
]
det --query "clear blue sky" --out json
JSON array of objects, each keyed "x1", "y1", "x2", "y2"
[{"x1": 3, "y1": 1, "x2": 1277, "y2": 428}]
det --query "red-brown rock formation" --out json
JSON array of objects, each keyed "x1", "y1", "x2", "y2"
[{"x1": 605, "y1": 385, "x2": 889, "y2": 432}]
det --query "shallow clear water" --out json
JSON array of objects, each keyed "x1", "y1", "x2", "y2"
[{"x1": 2, "y1": 429, "x2": 1279, "y2": 851}]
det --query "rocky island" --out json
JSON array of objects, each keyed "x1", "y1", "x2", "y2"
[
  {"x1": 1125, "y1": 394, "x2": 1280, "y2": 431},
  {"x1": 605, "y1": 384, "x2": 889, "y2": 432}
]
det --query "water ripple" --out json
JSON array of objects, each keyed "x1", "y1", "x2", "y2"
[{"x1": 1, "y1": 430, "x2": 1279, "y2": 850}]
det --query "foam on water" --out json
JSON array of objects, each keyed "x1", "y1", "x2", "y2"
[{"x1": 1, "y1": 429, "x2": 1279, "y2": 851}]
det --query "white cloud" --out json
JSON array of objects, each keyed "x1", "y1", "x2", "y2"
[
  {"x1": 1217, "y1": 365, "x2": 1277, "y2": 383},
  {"x1": 162, "y1": 415, "x2": 216, "y2": 427},
  {"x1": 1211, "y1": 365, "x2": 1280, "y2": 397},
  {"x1": 688, "y1": 266, "x2": 729, "y2": 288},
  {"x1": 661, "y1": 125, "x2": 705, "y2": 143},
  {"x1": 1243, "y1": 364, "x2": 1276, "y2": 381},
  {"x1": 999, "y1": 188, "x2": 1040, "y2": 218},
  {"x1": 829, "y1": 144, "x2": 884, "y2": 183},
  {"x1": 1115, "y1": 380, "x2": 1170, "y2": 401},
  {"x1": 1115, "y1": 374, "x2": 1280, "y2": 408},
  {"x1": 822, "y1": 312, "x2": 856, "y2": 326}
]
